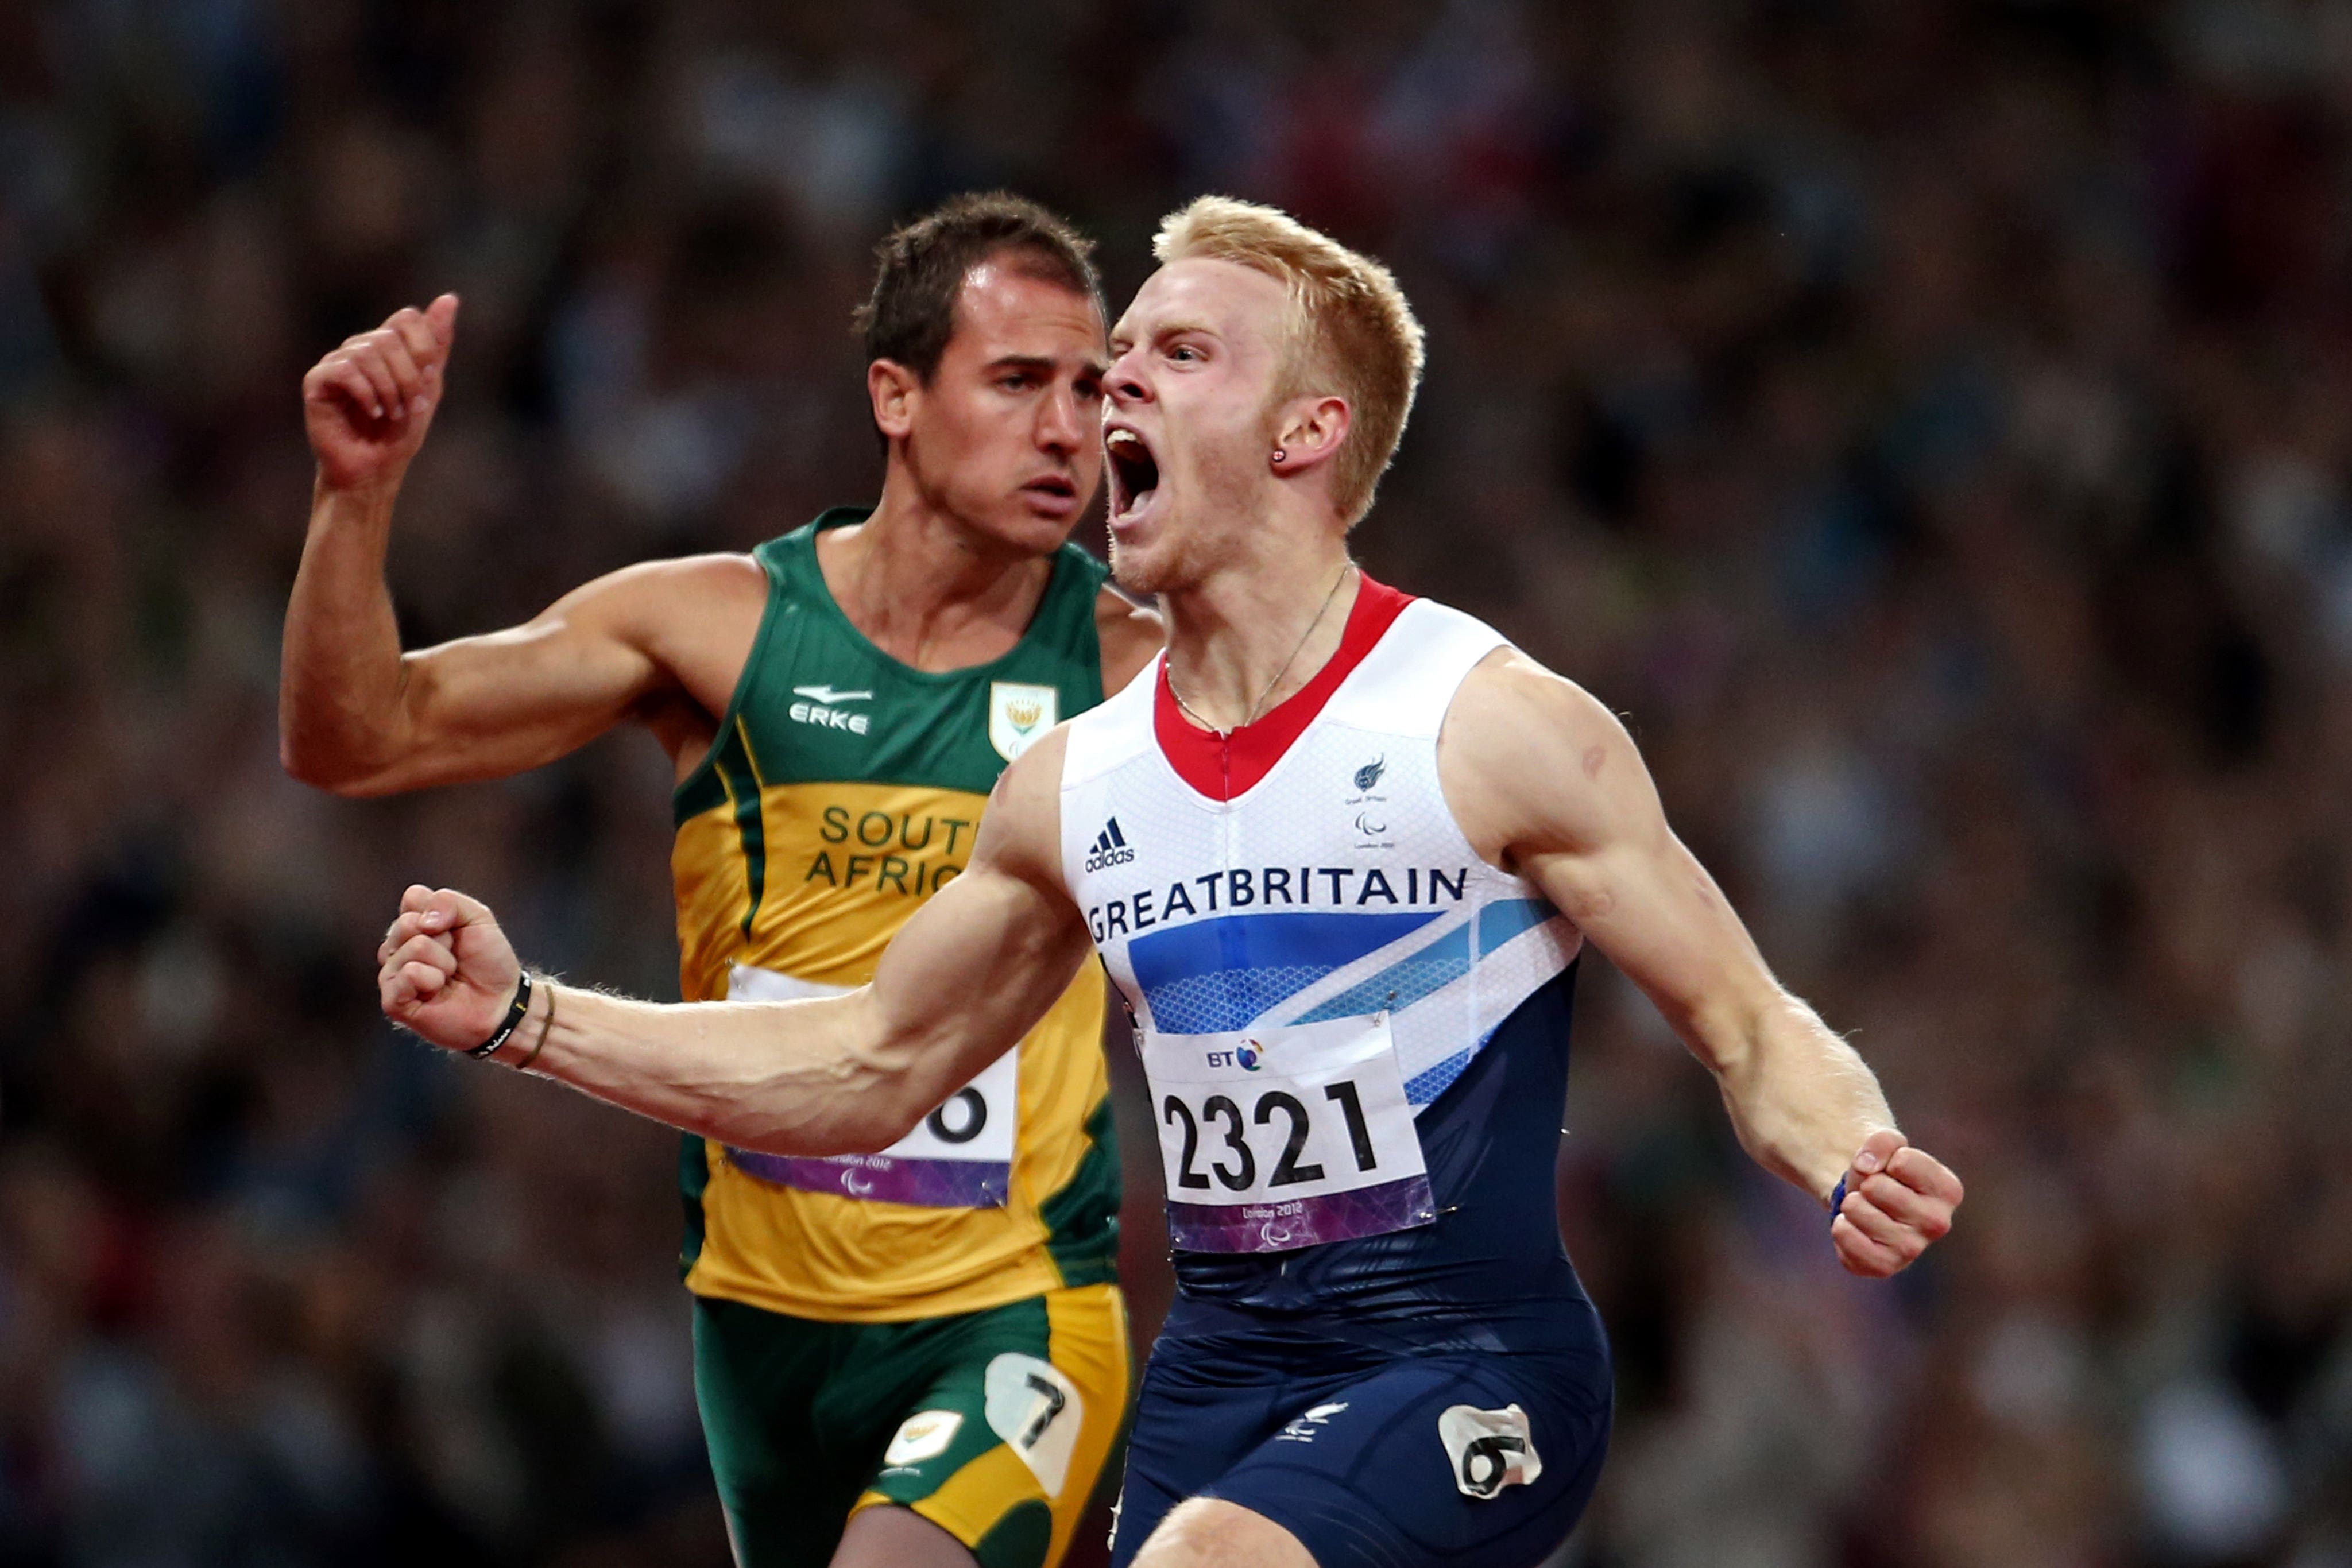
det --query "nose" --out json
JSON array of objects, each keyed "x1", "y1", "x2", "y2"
[
  {"x1": 1037, "y1": 380, "x2": 1083, "y2": 456},
  {"x1": 1106, "y1": 345, "x2": 1151, "y2": 408}
]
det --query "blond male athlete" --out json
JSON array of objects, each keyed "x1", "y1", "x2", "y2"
[
  {"x1": 284, "y1": 194, "x2": 1161, "y2": 1568},
  {"x1": 369, "y1": 198, "x2": 1965, "y2": 1568}
]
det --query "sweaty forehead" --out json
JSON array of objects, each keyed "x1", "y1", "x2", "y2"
[{"x1": 1115, "y1": 258, "x2": 1290, "y2": 347}]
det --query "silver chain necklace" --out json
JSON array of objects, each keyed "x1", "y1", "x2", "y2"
[{"x1": 1167, "y1": 560, "x2": 1356, "y2": 735}]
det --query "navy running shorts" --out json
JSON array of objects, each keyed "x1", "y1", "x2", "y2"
[{"x1": 1108, "y1": 1325, "x2": 1612, "y2": 1568}]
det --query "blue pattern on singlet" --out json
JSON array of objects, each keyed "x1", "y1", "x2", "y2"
[{"x1": 1163, "y1": 961, "x2": 1596, "y2": 1356}]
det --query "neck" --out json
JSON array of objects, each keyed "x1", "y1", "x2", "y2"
[
  {"x1": 1160, "y1": 531, "x2": 1357, "y2": 733},
  {"x1": 822, "y1": 463, "x2": 1056, "y2": 671}
]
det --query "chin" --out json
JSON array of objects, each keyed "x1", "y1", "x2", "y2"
[
  {"x1": 968, "y1": 505, "x2": 1075, "y2": 557},
  {"x1": 1106, "y1": 530, "x2": 1190, "y2": 597}
]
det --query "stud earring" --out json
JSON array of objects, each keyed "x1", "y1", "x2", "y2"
[{"x1": 1272, "y1": 448, "x2": 1287, "y2": 463}]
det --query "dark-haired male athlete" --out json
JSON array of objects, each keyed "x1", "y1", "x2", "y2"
[
  {"x1": 370, "y1": 198, "x2": 1962, "y2": 1568},
  {"x1": 285, "y1": 194, "x2": 1160, "y2": 1568}
]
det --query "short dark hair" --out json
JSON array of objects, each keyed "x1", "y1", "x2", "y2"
[{"x1": 852, "y1": 192, "x2": 1102, "y2": 382}]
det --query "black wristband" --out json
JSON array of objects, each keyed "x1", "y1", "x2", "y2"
[{"x1": 466, "y1": 969, "x2": 532, "y2": 1059}]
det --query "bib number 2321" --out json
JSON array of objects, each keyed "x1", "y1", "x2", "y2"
[{"x1": 1145, "y1": 1011, "x2": 1434, "y2": 1253}]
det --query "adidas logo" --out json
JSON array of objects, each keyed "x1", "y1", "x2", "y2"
[{"x1": 1083, "y1": 817, "x2": 1136, "y2": 873}]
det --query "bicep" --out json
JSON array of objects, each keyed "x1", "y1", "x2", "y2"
[
  {"x1": 1450, "y1": 657, "x2": 1781, "y2": 1059},
  {"x1": 861, "y1": 741, "x2": 1090, "y2": 1106},
  {"x1": 351, "y1": 571, "x2": 676, "y2": 792},
  {"x1": 861, "y1": 851, "x2": 1095, "y2": 1110}
]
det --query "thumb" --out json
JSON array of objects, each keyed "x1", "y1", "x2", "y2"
[
  {"x1": 427, "y1": 292, "x2": 460, "y2": 349},
  {"x1": 1850, "y1": 1128, "x2": 1908, "y2": 1178}
]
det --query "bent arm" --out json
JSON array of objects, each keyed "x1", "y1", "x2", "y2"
[
  {"x1": 1445, "y1": 653, "x2": 1895, "y2": 1201},
  {"x1": 281, "y1": 512, "x2": 744, "y2": 794},
  {"x1": 377, "y1": 733, "x2": 1092, "y2": 1155}
]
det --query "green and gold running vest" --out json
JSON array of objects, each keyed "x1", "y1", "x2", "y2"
[{"x1": 671, "y1": 509, "x2": 1119, "y2": 1322}]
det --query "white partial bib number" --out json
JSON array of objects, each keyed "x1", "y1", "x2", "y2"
[{"x1": 1143, "y1": 1011, "x2": 1431, "y2": 1252}]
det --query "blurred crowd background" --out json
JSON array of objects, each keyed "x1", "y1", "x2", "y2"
[{"x1": 5, "y1": 1, "x2": 2352, "y2": 1565}]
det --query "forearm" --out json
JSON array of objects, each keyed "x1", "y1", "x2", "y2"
[
  {"x1": 281, "y1": 474, "x2": 415, "y2": 785},
  {"x1": 1703, "y1": 989, "x2": 1895, "y2": 1202},
  {"x1": 512, "y1": 981, "x2": 934, "y2": 1155}
]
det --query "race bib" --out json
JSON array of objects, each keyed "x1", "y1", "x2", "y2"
[
  {"x1": 1143, "y1": 1011, "x2": 1433, "y2": 1253},
  {"x1": 722, "y1": 964, "x2": 1017, "y2": 1208}
]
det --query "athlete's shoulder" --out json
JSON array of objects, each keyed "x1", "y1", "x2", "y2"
[
  {"x1": 1441, "y1": 648, "x2": 1653, "y2": 861},
  {"x1": 564, "y1": 551, "x2": 768, "y2": 633},
  {"x1": 1448, "y1": 647, "x2": 1618, "y2": 740},
  {"x1": 1051, "y1": 533, "x2": 1112, "y2": 584},
  {"x1": 1321, "y1": 591, "x2": 1508, "y2": 735},
  {"x1": 976, "y1": 723, "x2": 1074, "y2": 888},
  {"x1": 1058, "y1": 637, "x2": 1160, "y2": 787},
  {"x1": 1094, "y1": 585, "x2": 1164, "y2": 695},
  {"x1": 746, "y1": 510, "x2": 846, "y2": 582}
]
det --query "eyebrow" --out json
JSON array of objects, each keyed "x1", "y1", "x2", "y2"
[
  {"x1": 988, "y1": 353, "x2": 1109, "y2": 380},
  {"x1": 1107, "y1": 320, "x2": 1217, "y2": 354}
]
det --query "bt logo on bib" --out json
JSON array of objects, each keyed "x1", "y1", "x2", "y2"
[{"x1": 1201, "y1": 1039, "x2": 1266, "y2": 1071}]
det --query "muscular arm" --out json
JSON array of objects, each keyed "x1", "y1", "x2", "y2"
[
  {"x1": 282, "y1": 532, "x2": 760, "y2": 794},
  {"x1": 1442, "y1": 650, "x2": 1960, "y2": 1275},
  {"x1": 281, "y1": 293, "x2": 760, "y2": 795},
  {"x1": 376, "y1": 730, "x2": 1093, "y2": 1155}
]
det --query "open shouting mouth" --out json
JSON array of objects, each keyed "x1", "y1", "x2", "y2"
[{"x1": 1105, "y1": 425, "x2": 1160, "y2": 523}]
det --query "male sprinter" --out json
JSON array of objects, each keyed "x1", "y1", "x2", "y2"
[
  {"x1": 284, "y1": 194, "x2": 1161, "y2": 1568},
  {"x1": 369, "y1": 198, "x2": 1964, "y2": 1568}
]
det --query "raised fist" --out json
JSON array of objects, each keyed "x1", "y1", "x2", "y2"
[
  {"x1": 1831, "y1": 1129, "x2": 1964, "y2": 1278},
  {"x1": 303, "y1": 294, "x2": 459, "y2": 491},
  {"x1": 377, "y1": 883, "x2": 520, "y2": 1052}
]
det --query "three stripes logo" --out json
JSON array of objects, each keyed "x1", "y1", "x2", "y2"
[{"x1": 1083, "y1": 818, "x2": 1136, "y2": 873}]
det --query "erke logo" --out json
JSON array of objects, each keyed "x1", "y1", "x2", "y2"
[
  {"x1": 884, "y1": 1409, "x2": 963, "y2": 1465},
  {"x1": 1084, "y1": 818, "x2": 1136, "y2": 873},
  {"x1": 790, "y1": 683, "x2": 873, "y2": 734}
]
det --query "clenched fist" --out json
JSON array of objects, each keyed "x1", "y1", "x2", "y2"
[
  {"x1": 304, "y1": 294, "x2": 460, "y2": 491},
  {"x1": 1831, "y1": 1129, "x2": 1964, "y2": 1277},
  {"x1": 377, "y1": 884, "x2": 520, "y2": 1051}
]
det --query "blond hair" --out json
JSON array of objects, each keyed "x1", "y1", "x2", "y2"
[{"x1": 1153, "y1": 196, "x2": 1426, "y2": 524}]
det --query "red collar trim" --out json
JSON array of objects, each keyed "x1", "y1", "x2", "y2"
[{"x1": 1154, "y1": 573, "x2": 1414, "y2": 802}]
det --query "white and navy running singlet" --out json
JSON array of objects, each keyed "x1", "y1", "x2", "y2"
[
  {"x1": 1063, "y1": 575, "x2": 1615, "y2": 1568},
  {"x1": 1061, "y1": 574, "x2": 1592, "y2": 1339}
]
